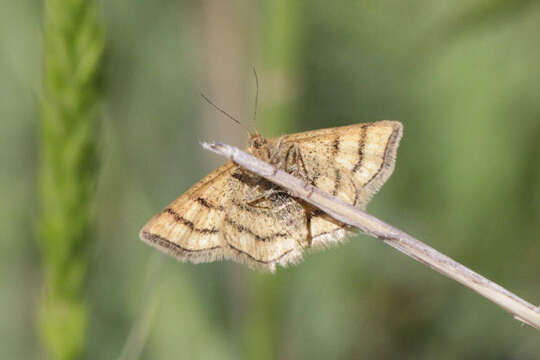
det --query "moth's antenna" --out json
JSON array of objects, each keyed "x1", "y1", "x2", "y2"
[
  {"x1": 200, "y1": 93, "x2": 249, "y2": 132},
  {"x1": 252, "y1": 67, "x2": 259, "y2": 129}
]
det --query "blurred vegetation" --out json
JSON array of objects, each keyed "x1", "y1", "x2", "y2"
[
  {"x1": 0, "y1": 0, "x2": 539, "y2": 359},
  {"x1": 38, "y1": 0, "x2": 104, "y2": 359}
]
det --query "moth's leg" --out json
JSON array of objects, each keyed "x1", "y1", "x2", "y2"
[
  {"x1": 268, "y1": 136, "x2": 286, "y2": 165},
  {"x1": 289, "y1": 144, "x2": 311, "y2": 185},
  {"x1": 303, "y1": 207, "x2": 321, "y2": 248},
  {"x1": 243, "y1": 183, "x2": 261, "y2": 203},
  {"x1": 236, "y1": 169, "x2": 285, "y2": 207},
  {"x1": 296, "y1": 146, "x2": 309, "y2": 181},
  {"x1": 292, "y1": 208, "x2": 313, "y2": 250},
  {"x1": 243, "y1": 176, "x2": 285, "y2": 205},
  {"x1": 244, "y1": 187, "x2": 285, "y2": 205},
  {"x1": 273, "y1": 201, "x2": 292, "y2": 213}
]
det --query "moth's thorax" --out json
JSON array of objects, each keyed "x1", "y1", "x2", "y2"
[
  {"x1": 247, "y1": 133, "x2": 275, "y2": 162},
  {"x1": 247, "y1": 133, "x2": 304, "y2": 177}
]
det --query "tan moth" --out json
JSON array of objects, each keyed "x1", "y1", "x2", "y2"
[{"x1": 140, "y1": 121, "x2": 402, "y2": 272}]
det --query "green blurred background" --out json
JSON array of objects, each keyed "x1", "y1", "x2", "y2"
[{"x1": 1, "y1": 0, "x2": 539, "y2": 359}]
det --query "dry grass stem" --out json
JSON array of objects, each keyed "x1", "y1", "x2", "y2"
[{"x1": 202, "y1": 141, "x2": 540, "y2": 330}]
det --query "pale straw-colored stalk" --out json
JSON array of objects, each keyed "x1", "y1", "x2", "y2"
[{"x1": 203, "y1": 141, "x2": 540, "y2": 330}]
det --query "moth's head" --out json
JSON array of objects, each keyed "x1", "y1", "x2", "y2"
[{"x1": 248, "y1": 131, "x2": 269, "y2": 159}]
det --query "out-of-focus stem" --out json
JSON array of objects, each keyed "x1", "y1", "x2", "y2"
[{"x1": 38, "y1": 0, "x2": 105, "y2": 359}]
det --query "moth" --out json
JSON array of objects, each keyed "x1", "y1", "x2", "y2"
[{"x1": 140, "y1": 121, "x2": 403, "y2": 272}]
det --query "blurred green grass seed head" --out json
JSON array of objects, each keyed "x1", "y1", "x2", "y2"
[{"x1": 38, "y1": 0, "x2": 105, "y2": 359}]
